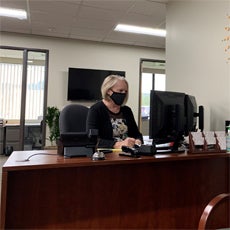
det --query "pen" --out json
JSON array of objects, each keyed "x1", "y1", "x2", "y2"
[{"x1": 97, "y1": 148, "x2": 122, "y2": 152}]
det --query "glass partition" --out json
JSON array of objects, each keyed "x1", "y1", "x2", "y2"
[{"x1": 0, "y1": 47, "x2": 48, "y2": 153}]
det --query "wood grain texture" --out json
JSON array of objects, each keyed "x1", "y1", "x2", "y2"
[{"x1": 1, "y1": 151, "x2": 229, "y2": 229}]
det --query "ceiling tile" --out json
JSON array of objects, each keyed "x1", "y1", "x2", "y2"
[{"x1": 0, "y1": 0, "x2": 166, "y2": 49}]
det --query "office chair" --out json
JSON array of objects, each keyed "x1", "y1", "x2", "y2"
[
  {"x1": 198, "y1": 193, "x2": 230, "y2": 230},
  {"x1": 58, "y1": 104, "x2": 97, "y2": 157},
  {"x1": 59, "y1": 104, "x2": 89, "y2": 133}
]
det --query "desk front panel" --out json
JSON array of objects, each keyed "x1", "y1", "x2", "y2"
[{"x1": 1, "y1": 152, "x2": 229, "y2": 229}]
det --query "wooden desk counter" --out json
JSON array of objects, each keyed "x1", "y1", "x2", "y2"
[{"x1": 1, "y1": 150, "x2": 230, "y2": 229}]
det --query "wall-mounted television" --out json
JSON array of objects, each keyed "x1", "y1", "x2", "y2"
[{"x1": 67, "y1": 68, "x2": 126, "y2": 101}]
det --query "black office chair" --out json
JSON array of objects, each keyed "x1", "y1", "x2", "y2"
[
  {"x1": 59, "y1": 104, "x2": 89, "y2": 133},
  {"x1": 58, "y1": 104, "x2": 97, "y2": 157}
]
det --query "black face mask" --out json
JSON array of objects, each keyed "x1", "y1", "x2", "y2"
[{"x1": 110, "y1": 91, "x2": 126, "y2": 106}]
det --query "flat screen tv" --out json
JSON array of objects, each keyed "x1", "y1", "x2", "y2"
[{"x1": 67, "y1": 68, "x2": 126, "y2": 101}]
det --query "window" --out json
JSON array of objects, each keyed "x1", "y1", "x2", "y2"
[
  {"x1": 0, "y1": 47, "x2": 48, "y2": 150},
  {"x1": 139, "y1": 59, "x2": 166, "y2": 136},
  {"x1": 0, "y1": 63, "x2": 45, "y2": 120},
  {"x1": 141, "y1": 72, "x2": 166, "y2": 119}
]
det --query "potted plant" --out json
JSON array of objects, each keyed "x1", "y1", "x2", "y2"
[{"x1": 45, "y1": 106, "x2": 60, "y2": 146}]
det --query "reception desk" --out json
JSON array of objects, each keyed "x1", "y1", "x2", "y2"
[{"x1": 1, "y1": 150, "x2": 229, "y2": 229}]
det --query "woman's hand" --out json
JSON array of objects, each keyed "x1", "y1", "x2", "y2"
[
  {"x1": 113, "y1": 137, "x2": 140, "y2": 149},
  {"x1": 135, "y1": 139, "x2": 142, "y2": 146}
]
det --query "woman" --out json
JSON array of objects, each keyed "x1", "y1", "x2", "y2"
[{"x1": 87, "y1": 75, "x2": 143, "y2": 149}]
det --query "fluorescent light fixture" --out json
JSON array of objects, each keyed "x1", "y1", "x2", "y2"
[
  {"x1": 114, "y1": 24, "x2": 166, "y2": 37},
  {"x1": 0, "y1": 7, "x2": 27, "y2": 20}
]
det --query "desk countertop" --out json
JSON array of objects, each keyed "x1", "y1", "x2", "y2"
[
  {"x1": 3, "y1": 150, "x2": 230, "y2": 171},
  {"x1": 1, "y1": 149, "x2": 229, "y2": 229}
]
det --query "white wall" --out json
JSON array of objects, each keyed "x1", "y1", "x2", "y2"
[
  {"x1": 166, "y1": 0, "x2": 230, "y2": 131},
  {"x1": 1, "y1": 32, "x2": 165, "y2": 122},
  {"x1": 2, "y1": 0, "x2": 229, "y2": 133}
]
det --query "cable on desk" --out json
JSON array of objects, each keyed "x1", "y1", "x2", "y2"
[{"x1": 16, "y1": 153, "x2": 58, "y2": 162}]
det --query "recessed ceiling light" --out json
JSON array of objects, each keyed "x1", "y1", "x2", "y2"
[
  {"x1": 114, "y1": 24, "x2": 166, "y2": 37},
  {"x1": 0, "y1": 7, "x2": 27, "y2": 20}
]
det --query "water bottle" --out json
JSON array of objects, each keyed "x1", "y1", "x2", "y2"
[{"x1": 226, "y1": 126, "x2": 230, "y2": 153}]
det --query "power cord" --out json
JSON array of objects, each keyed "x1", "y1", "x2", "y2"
[{"x1": 16, "y1": 153, "x2": 58, "y2": 162}]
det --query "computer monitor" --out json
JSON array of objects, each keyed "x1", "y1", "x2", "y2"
[
  {"x1": 149, "y1": 90, "x2": 186, "y2": 148},
  {"x1": 149, "y1": 90, "x2": 204, "y2": 151},
  {"x1": 185, "y1": 94, "x2": 204, "y2": 135},
  {"x1": 184, "y1": 95, "x2": 197, "y2": 136}
]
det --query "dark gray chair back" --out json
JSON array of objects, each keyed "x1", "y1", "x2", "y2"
[{"x1": 59, "y1": 104, "x2": 89, "y2": 134}]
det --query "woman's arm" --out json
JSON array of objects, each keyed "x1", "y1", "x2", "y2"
[{"x1": 123, "y1": 106, "x2": 143, "y2": 143}]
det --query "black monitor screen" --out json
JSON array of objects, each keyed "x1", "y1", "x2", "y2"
[
  {"x1": 67, "y1": 68, "x2": 125, "y2": 101},
  {"x1": 149, "y1": 90, "x2": 186, "y2": 142}
]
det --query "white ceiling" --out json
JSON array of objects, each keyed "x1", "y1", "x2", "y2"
[{"x1": 0, "y1": 0, "x2": 167, "y2": 49}]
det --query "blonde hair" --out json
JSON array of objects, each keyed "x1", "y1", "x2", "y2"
[{"x1": 101, "y1": 75, "x2": 129, "y2": 104}]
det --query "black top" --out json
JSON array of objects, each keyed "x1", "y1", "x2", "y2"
[{"x1": 86, "y1": 101, "x2": 143, "y2": 148}]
